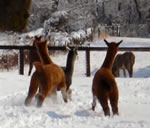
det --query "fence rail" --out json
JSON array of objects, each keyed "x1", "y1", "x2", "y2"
[
  {"x1": 1, "y1": 45, "x2": 150, "y2": 51},
  {"x1": 0, "y1": 45, "x2": 150, "y2": 76}
]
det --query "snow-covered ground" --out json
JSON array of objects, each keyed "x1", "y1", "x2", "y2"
[{"x1": 0, "y1": 37, "x2": 150, "y2": 128}]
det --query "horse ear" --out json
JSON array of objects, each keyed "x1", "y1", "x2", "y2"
[
  {"x1": 117, "y1": 40, "x2": 123, "y2": 46},
  {"x1": 35, "y1": 36, "x2": 38, "y2": 39},
  {"x1": 38, "y1": 36, "x2": 42, "y2": 40},
  {"x1": 35, "y1": 35, "x2": 42, "y2": 40},
  {"x1": 104, "y1": 39, "x2": 109, "y2": 46}
]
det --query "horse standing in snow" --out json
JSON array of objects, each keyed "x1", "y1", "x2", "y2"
[
  {"x1": 112, "y1": 52, "x2": 135, "y2": 77},
  {"x1": 91, "y1": 39, "x2": 122, "y2": 116}
]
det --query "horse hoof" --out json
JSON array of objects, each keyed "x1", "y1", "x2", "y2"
[
  {"x1": 92, "y1": 106, "x2": 95, "y2": 111},
  {"x1": 24, "y1": 97, "x2": 32, "y2": 106},
  {"x1": 67, "y1": 89, "x2": 72, "y2": 101},
  {"x1": 64, "y1": 98, "x2": 68, "y2": 103}
]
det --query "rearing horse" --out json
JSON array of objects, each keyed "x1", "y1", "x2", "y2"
[
  {"x1": 63, "y1": 47, "x2": 78, "y2": 99},
  {"x1": 24, "y1": 40, "x2": 68, "y2": 107},
  {"x1": 91, "y1": 39, "x2": 122, "y2": 116}
]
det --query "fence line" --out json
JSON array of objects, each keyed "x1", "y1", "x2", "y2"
[
  {"x1": 0, "y1": 45, "x2": 150, "y2": 76},
  {"x1": 1, "y1": 45, "x2": 150, "y2": 51}
]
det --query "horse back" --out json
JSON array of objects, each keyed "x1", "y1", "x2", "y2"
[
  {"x1": 123, "y1": 52, "x2": 135, "y2": 66},
  {"x1": 93, "y1": 68, "x2": 117, "y2": 94},
  {"x1": 43, "y1": 64, "x2": 66, "y2": 85}
]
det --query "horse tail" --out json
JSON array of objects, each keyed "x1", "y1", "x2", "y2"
[{"x1": 33, "y1": 61, "x2": 43, "y2": 72}]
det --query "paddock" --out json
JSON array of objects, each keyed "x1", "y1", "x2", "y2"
[{"x1": 0, "y1": 45, "x2": 150, "y2": 76}]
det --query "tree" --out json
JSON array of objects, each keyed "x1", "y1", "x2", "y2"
[{"x1": 0, "y1": 0, "x2": 31, "y2": 32}]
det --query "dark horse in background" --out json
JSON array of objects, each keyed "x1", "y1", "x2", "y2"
[{"x1": 112, "y1": 52, "x2": 135, "y2": 77}]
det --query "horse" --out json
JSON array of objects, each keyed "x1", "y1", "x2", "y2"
[
  {"x1": 112, "y1": 52, "x2": 135, "y2": 77},
  {"x1": 24, "y1": 40, "x2": 68, "y2": 107},
  {"x1": 35, "y1": 39, "x2": 78, "y2": 100},
  {"x1": 63, "y1": 46, "x2": 78, "y2": 99},
  {"x1": 91, "y1": 39, "x2": 122, "y2": 116},
  {"x1": 28, "y1": 36, "x2": 41, "y2": 76}
]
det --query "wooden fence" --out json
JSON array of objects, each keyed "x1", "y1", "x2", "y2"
[{"x1": 0, "y1": 45, "x2": 150, "y2": 76}]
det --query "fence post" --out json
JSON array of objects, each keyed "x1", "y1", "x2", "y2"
[
  {"x1": 85, "y1": 49, "x2": 91, "y2": 77},
  {"x1": 18, "y1": 49, "x2": 24, "y2": 75}
]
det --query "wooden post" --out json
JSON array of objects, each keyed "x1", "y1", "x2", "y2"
[
  {"x1": 86, "y1": 49, "x2": 91, "y2": 77},
  {"x1": 18, "y1": 49, "x2": 24, "y2": 75}
]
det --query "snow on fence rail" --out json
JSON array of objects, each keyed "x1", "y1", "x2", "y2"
[{"x1": 0, "y1": 45, "x2": 150, "y2": 76}]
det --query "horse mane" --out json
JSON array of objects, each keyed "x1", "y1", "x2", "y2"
[{"x1": 34, "y1": 40, "x2": 53, "y2": 64}]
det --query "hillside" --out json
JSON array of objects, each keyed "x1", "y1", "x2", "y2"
[{"x1": 27, "y1": 0, "x2": 150, "y2": 37}]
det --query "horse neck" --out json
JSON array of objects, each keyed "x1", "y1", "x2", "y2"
[
  {"x1": 65, "y1": 52, "x2": 76, "y2": 76},
  {"x1": 38, "y1": 48, "x2": 53, "y2": 64},
  {"x1": 101, "y1": 49, "x2": 116, "y2": 70}
]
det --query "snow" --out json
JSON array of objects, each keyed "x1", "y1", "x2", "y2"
[{"x1": 0, "y1": 36, "x2": 150, "y2": 128}]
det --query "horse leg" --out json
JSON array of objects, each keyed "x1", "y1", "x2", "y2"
[
  {"x1": 65, "y1": 78, "x2": 72, "y2": 100},
  {"x1": 98, "y1": 94, "x2": 110, "y2": 116},
  {"x1": 66, "y1": 88, "x2": 72, "y2": 100},
  {"x1": 109, "y1": 88, "x2": 119, "y2": 115},
  {"x1": 24, "y1": 72, "x2": 39, "y2": 106},
  {"x1": 28, "y1": 63, "x2": 33, "y2": 76},
  {"x1": 58, "y1": 82, "x2": 68, "y2": 103},
  {"x1": 123, "y1": 69, "x2": 126, "y2": 77},
  {"x1": 49, "y1": 88, "x2": 57, "y2": 102},
  {"x1": 36, "y1": 78, "x2": 52, "y2": 107},
  {"x1": 92, "y1": 95, "x2": 97, "y2": 111},
  {"x1": 128, "y1": 66, "x2": 133, "y2": 77},
  {"x1": 36, "y1": 88, "x2": 49, "y2": 107},
  {"x1": 61, "y1": 89, "x2": 68, "y2": 103},
  {"x1": 110, "y1": 98, "x2": 119, "y2": 115},
  {"x1": 117, "y1": 69, "x2": 120, "y2": 77}
]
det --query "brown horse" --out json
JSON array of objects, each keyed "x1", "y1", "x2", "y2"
[
  {"x1": 24, "y1": 40, "x2": 68, "y2": 107},
  {"x1": 28, "y1": 36, "x2": 41, "y2": 76},
  {"x1": 92, "y1": 39, "x2": 122, "y2": 116},
  {"x1": 35, "y1": 40, "x2": 78, "y2": 100},
  {"x1": 112, "y1": 52, "x2": 135, "y2": 77}
]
